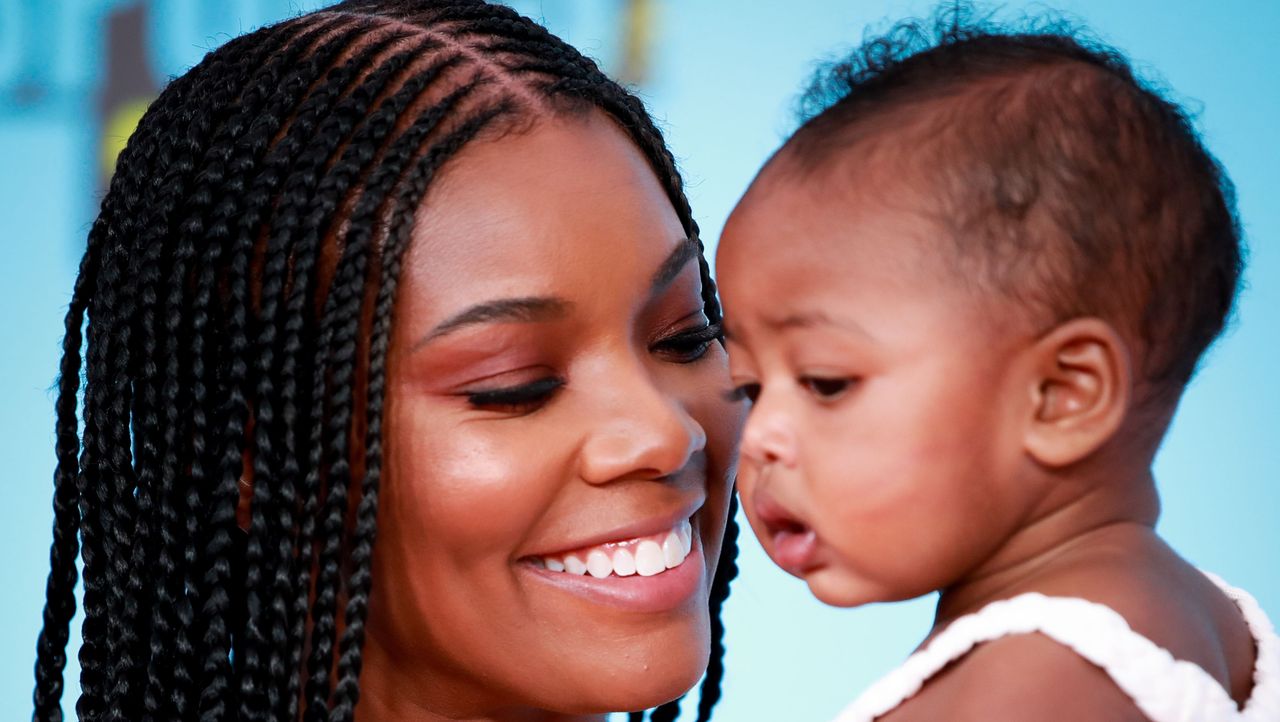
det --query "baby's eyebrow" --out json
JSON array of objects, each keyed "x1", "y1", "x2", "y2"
[{"x1": 767, "y1": 310, "x2": 873, "y2": 339}]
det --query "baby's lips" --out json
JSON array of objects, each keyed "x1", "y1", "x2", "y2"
[
  {"x1": 750, "y1": 486, "x2": 820, "y2": 575},
  {"x1": 769, "y1": 526, "x2": 819, "y2": 577},
  {"x1": 751, "y1": 485, "x2": 802, "y2": 529}
]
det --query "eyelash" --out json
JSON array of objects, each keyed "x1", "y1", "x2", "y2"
[
  {"x1": 724, "y1": 376, "x2": 856, "y2": 405},
  {"x1": 653, "y1": 320, "x2": 722, "y2": 363},
  {"x1": 464, "y1": 376, "x2": 565, "y2": 413},
  {"x1": 800, "y1": 375, "x2": 855, "y2": 401},
  {"x1": 462, "y1": 321, "x2": 721, "y2": 413}
]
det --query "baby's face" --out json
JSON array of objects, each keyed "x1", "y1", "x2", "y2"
[{"x1": 716, "y1": 172, "x2": 1041, "y2": 607}]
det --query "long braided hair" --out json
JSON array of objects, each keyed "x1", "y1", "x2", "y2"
[{"x1": 31, "y1": 2, "x2": 739, "y2": 720}]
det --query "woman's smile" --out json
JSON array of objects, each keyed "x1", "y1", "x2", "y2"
[{"x1": 519, "y1": 502, "x2": 706, "y2": 613}]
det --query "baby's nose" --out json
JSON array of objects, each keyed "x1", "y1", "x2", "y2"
[{"x1": 740, "y1": 394, "x2": 798, "y2": 467}]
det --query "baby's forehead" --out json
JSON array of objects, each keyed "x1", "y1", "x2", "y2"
[
  {"x1": 725, "y1": 187, "x2": 989, "y2": 302},
  {"x1": 721, "y1": 158, "x2": 1053, "y2": 342},
  {"x1": 732, "y1": 152, "x2": 955, "y2": 266}
]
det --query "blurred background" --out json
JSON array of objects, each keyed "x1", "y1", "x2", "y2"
[{"x1": 1, "y1": 1, "x2": 1275, "y2": 719}]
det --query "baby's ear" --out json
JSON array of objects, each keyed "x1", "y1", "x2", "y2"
[{"x1": 1023, "y1": 318, "x2": 1131, "y2": 467}]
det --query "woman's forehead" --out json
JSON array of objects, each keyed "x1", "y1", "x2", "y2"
[
  {"x1": 395, "y1": 111, "x2": 690, "y2": 329},
  {"x1": 413, "y1": 111, "x2": 676, "y2": 239}
]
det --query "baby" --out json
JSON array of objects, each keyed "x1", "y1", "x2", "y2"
[{"x1": 715, "y1": 11, "x2": 1279, "y2": 722}]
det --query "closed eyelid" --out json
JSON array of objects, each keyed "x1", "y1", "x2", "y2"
[
  {"x1": 462, "y1": 376, "x2": 565, "y2": 413},
  {"x1": 797, "y1": 374, "x2": 857, "y2": 402}
]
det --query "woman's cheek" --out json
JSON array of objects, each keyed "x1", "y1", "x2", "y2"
[
  {"x1": 689, "y1": 364, "x2": 746, "y2": 576},
  {"x1": 407, "y1": 422, "x2": 564, "y2": 559},
  {"x1": 688, "y1": 348, "x2": 746, "y2": 478}
]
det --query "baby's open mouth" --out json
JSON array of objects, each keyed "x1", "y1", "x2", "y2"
[
  {"x1": 529, "y1": 517, "x2": 694, "y2": 579},
  {"x1": 766, "y1": 515, "x2": 810, "y2": 540},
  {"x1": 753, "y1": 490, "x2": 819, "y2": 575}
]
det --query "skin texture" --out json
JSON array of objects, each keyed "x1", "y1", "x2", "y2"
[
  {"x1": 715, "y1": 160, "x2": 1257, "y2": 720},
  {"x1": 354, "y1": 112, "x2": 743, "y2": 722}
]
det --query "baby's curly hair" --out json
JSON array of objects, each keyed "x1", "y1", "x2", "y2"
[{"x1": 780, "y1": 2, "x2": 1243, "y2": 398}]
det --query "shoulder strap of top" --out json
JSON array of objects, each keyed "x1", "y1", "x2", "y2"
[
  {"x1": 832, "y1": 588, "x2": 1257, "y2": 722},
  {"x1": 1203, "y1": 572, "x2": 1280, "y2": 722}
]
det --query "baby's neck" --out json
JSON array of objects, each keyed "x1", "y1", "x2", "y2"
[{"x1": 933, "y1": 465, "x2": 1160, "y2": 628}]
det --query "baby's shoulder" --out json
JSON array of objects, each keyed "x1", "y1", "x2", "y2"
[
  {"x1": 879, "y1": 631, "x2": 1148, "y2": 722},
  {"x1": 1037, "y1": 545, "x2": 1253, "y2": 696}
]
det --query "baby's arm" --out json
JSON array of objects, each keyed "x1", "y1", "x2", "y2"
[{"x1": 879, "y1": 633, "x2": 1147, "y2": 722}]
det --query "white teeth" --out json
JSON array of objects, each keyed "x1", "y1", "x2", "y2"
[
  {"x1": 634, "y1": 540, "x2": 665, "y2": 577},
  {"x1": 662, "y1": 531, "x2": 683, "y2": 569},
  {"x1": 612, "y1": 548, "x2": 637, "y2": 577},
  {"x1": 586, "y1": 550, "x2": 613, "y2": 579},
  {"x1": 537, "y1": 517, "x2": 694, "y2": 577},
  {"x1": 677, "y1": 519, "x2": 692, "y2": 555}
]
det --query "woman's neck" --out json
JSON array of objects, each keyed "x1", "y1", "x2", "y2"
[{"x1": 356, "y1": 634, "x2": 609, "y2": 722}]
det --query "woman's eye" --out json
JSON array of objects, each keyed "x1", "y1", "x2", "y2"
[
  {"x1": 725, "y1": 382, "x2": 761, "y2": 404},
  {"x1": 800, "y1": 376, "x2": 854, "y2": 401},
  {"x1": 463, "y1": 376, "x2": 565, "y2": 413},
  {"x1": 653, "y1": 321, "x2": 723, "y2": 363}
]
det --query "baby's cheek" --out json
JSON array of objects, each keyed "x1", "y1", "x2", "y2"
[
  {"x1": 692, "y1": 385, "x2": 745, "y2": 493},
  {"x1": 731, "y1": 462, "x2": 764, "y2": 526},
  {"x1": 808, "y1": 430, "x2": 914, "y2": 516},
  {"x1": 808, "y1": 437, "x2": 949, "y2": 541}
]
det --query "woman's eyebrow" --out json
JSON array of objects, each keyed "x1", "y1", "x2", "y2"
[
  {"x1": 649, "y1": 236, "x2": 699, "y2": 295},
  {"x1": 414, "y1": 296, "x2": 572, "y2": 349}
]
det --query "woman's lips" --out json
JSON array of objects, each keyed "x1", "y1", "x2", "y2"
[
  {"x1": 519, "y1": 521, "x2": 705, "y2": 614},
  {"x1": 533, "y1": 517, "x2": 693, "y2": 578},
  {"x1": 527, "y1": 498, "x2": 704, "y2": 558}
]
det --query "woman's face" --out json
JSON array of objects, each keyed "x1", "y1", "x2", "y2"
[{"x1": 363, "y1": 111, "x2": 743, "y2": 718}]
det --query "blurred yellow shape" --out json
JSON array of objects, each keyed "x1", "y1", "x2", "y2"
[
  {"x1": 101, "y1": 97, "x2": 153, "y2": 180},
  {"x1": 619, "y1": 0, "x2": 656, "y2": 86}
]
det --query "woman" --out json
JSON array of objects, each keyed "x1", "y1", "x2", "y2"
[{"x1": 32, "y1": 2, "x2": 743, "y2": 720}]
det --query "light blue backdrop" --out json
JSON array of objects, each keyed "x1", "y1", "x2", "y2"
[{"x1": 1, "y1": 1, "x2": 1275, "y2": 720}]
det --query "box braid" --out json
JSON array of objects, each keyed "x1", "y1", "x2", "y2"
[
  {"x1": 245, "y1": 35, "x2": 446, "y2": 722},
  {"x1": 42, "y1": 21, "x2": 315, "y2": 721},
  {"x1": 32, "y1": 2, "x2": 737, "y2": 721},
  {"x1": 150, "y1": 21, "x2": 365, "y2": 722}
]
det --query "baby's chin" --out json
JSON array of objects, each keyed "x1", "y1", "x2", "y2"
[{"x1": 804, "y1": 565, "x2": 930, "y2": 608}]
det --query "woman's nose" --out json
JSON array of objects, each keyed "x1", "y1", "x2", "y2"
[
  {"x1": 578, "y1": 365, "x2": 706, "y2": 485},
  {"x1": 739, "y1": 389, "x2": 797, "y2": 467}
]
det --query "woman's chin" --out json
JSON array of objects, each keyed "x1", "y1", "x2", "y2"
[
  {"x1": 570, "y1": 678, "x2": 704, "y2": 716},
  {"x1": 549, "y1": 638, "x2": 710, "y2": 715}
]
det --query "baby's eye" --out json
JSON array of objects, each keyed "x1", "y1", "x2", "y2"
[
  {"x1": 799, "y1": 376, "x2": 854, "y2": 401},
  {"x1": 725, "y1": 382, "x2": 761, "y2": 404},
  {"x1": 463, "y1": 376, "x2": 564, "y2": 414}
]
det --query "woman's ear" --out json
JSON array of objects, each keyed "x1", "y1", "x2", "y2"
[{"x1": 1023, "y1": 317, "x2": 1131, "y2": 468}]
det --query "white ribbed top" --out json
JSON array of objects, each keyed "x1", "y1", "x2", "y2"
[{"x1": 832, "y1": 572, "x2": 1280, "y2": 722}]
